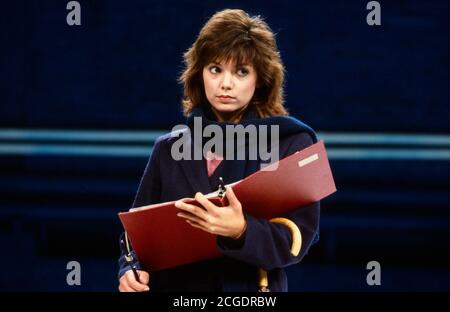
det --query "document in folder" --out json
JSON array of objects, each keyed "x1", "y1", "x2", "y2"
[{"x1": 118, "y1": 140, "x2": 336, "y2": 271}]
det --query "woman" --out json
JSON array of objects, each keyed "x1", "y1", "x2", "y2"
[{"x1": 118, "y1": 9, "x2": 320, "y2": 292}]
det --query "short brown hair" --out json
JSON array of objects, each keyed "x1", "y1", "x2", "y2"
[{"x1": 179, "y1": 9, "x2": 289, "y2": 118}]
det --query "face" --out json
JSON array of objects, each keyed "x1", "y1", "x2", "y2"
[{"x1": 202, "y1": 59, "x2": 257, "y2": 122}]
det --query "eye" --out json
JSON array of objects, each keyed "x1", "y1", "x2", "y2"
[
  {"x1": 209, "y1": 65, "x2": 221, "y2": 74},
  {"x1": 236, "y1": 67, "x2": 249, "y2": 77}
]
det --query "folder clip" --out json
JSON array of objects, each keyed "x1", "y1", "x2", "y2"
[{"x1": 217, "y1": 177, "x2": 226, "y2": 198}]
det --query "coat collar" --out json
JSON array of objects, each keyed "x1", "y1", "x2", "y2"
[
  {"x1": 177, "y1": 133, "x2": 252, "y2": 195},
  {"x1": 177, "y1": 104, "x2": 318, "y2": 195},
  {"x1": 187, "y1": 104, "x2": 318, "y2": 143}
]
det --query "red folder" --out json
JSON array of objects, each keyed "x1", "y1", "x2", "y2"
[{"x1": 118, "y1": 140, "x2": 336, "y2": 271}]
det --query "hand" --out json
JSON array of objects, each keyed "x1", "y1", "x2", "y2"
[
  {"x1": 118, "y1": 270, "x2": 150, "y2": 292},
  {"x1": 175, "y1": 187, "x2": 247, "y2": 239}
]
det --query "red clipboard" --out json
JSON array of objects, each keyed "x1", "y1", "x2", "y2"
[{"x1": 118, "y1": 140, "x2": 336, "y2": 271}]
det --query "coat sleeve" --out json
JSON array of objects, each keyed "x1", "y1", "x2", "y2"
[
  {"x1": 216, "y1": 132, "x2": 320, "y2": 271},
  {"x1": 118, "y1": 137, "x2": 163, "y2": 279}
]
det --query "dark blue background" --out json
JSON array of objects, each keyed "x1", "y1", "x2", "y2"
[{"x1": 1, "y1": 0, "x2": 449, "y2": 291}]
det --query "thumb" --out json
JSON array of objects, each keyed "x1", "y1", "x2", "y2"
[
  {"x1": 225, "y1": 187, "x2": 241, "y2": 209},
  {"x1": 138, "y1": 271, "x2": 150, "y2": 284}
]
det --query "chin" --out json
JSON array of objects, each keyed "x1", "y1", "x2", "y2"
[{"x1": 212, "y1": 103, "x2": 243, "y2": 113}]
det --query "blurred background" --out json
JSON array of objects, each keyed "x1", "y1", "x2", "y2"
[{"x1": 1, "y1": 0, "x2": 449, "y2": 291}]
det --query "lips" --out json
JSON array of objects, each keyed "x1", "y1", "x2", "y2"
[{"x1": 217, "y1": 95, "x2": 236, "y2": 103}]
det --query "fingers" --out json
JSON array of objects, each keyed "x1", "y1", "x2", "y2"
[
  {"x1": 127, "y1": 273, "x2": 150, "y2": 292},
  {"x1": 119, "y1": 283, "x2": 134, "y2": 292},
  {"x1": 225, "y1": 187, "x2": 241, "y2": 210},
  {"x1": 185, "y1": 219, "x2": 212, "y2": 233},
  {"x1": 119, "y1": 270, "x2": 150, "y2": 292},
  {"x1": 194, "y1": 192, "x2": 217, "y2": 212},
  {"x1": 175, "y1": 200, "x2": 209, "y2": 221},
  {"x1": 177, "y1": 211, "x2": 207, "y2": 226},
  {"x1": 138, "y1": 270, "x2": 150, "y2": 285},
  {"x1": 119, "y1": 274, "x2": 135, "y2": 292}
]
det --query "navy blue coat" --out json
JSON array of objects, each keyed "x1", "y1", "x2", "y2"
[{"x1": 118, "y1": 106, "x2": 320, "y2": 292}]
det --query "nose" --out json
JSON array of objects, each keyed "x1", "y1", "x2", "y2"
[{"x1": 220, "y1": 71, "x2": 233, "y2": 90}]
